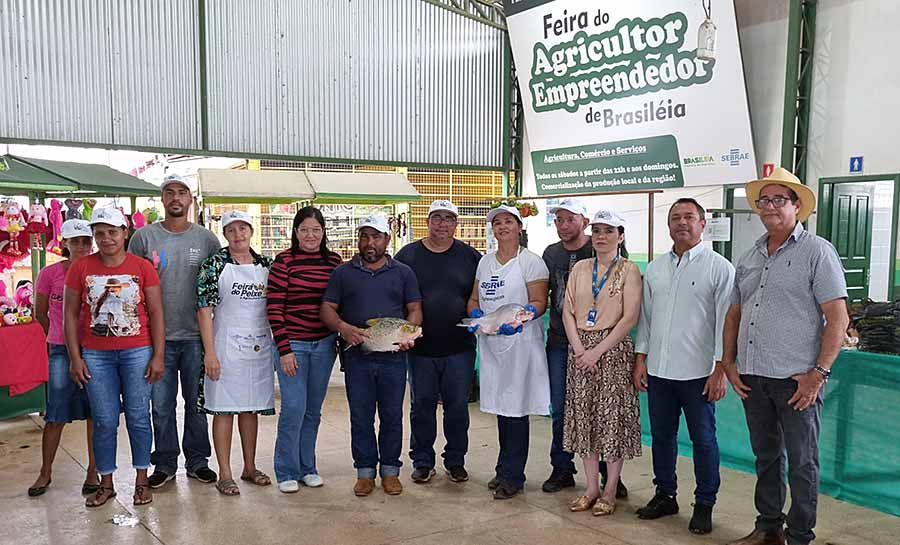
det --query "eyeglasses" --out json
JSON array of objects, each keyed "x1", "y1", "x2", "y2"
[
  {"x1": 755, "y1": 196, "x2": 793, "y2": 208},
  {"x1": 429, "y1": 214, "x2": 458, "y2": 225},
  {"x1": 297, "y1": 227, "x2": 323, "y2": 235}
]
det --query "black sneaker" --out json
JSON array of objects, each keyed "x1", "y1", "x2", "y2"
[
  {"x1": 187, "y1": 467, "x2": 218, "y2": 484},
  {"x1": 446, "y1": 466, "x2": 469, "y2": 482},
  {"x1": 411, "y1": 467, "x2": 436, "y2": 483},
  {"x1": 541, "y1": 468, "x2": 576, "y2": 493},
  {"x1": 601, "y1": 478, "x2": 630, "y2": 499},
  {"x1": 636, "y1": 491, "x2": 679, "y2": 519},
  {"x1": 689, "y1": 504, "x2": 713, "y2": 534},
  {"x1": 148, "y1": 471, "x2": 175, "y2": 489},
  {"x1": 487, "y1": 476, "x2": 500, "y2": 490},
  {"x1": 492, "y1": 482, "x2": 522, "y2": 500}
]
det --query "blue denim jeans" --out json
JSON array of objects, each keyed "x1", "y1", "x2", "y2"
[
  {"x1": 546, "y1": 342, "x2": 577, "y2": 474},
  {"x1": 150, "y1": 339, "x2": 210, "y2": 475},
  {"x1": 408, "y1": 350, "x2": 475, "y2": 470},
  {"x1": 495, "y1": 414, "x2": 530, "y2": 489},
  {"x1": 344, "y1": 350, "x2": 407, "y2": 478},
  {"x1": 647, "y1": 375, "x2": 721, "y2": 506},
  {"x1": 45, "y1": 344, "x2": 91, "y2": 423},
  {"x1": 82, "y1": 346, "x2": 153, "y2": 475},
  {"x1": 274, "y1": 334, "x2": 337, "y2": 483}
]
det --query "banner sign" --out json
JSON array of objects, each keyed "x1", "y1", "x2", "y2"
[{"x1": 507, "y1": 0, "x2": 757, "y2": 195}]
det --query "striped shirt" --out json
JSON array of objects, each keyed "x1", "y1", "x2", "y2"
[
  {"x1": 266, "y1": 249, "x2": 342, "y2": 356},
  {"x1": 730, "y1": 222, "x2": 847, "y2": 378}
]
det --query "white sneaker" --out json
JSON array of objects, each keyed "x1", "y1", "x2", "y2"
[
  {"x1": 301, "y1": 474, "x2": 324, "y2": 488},
  {"x1": 278, "y1": 480, "x2": 300, "y2": 493}
]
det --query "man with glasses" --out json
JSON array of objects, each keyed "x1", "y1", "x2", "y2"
[
  {"x1": 395, "y1": 200, "x2": 481, "y2": 484},
  {"x1": 541, "y1": 198, "x2": 626, "y2": 497},
  {"x1": 722, "y1": 168, "x2": 849, "y2": 545}
]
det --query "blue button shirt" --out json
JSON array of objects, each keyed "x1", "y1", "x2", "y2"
[{"x1": 323, "y1": 255, "x2": 422, "y2": 329}]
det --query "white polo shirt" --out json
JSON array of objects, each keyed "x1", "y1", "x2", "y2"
[{"x1": 635, "y1": 243, "x2": 735, "y2": 381}]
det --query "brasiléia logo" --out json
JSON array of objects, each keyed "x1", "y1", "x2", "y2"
[
  {"x1": 231, "y1": 282, "x2": 266, "y2": 299},
  {"x1": 682, "y1": 154, "x2": 716, "y2": 167}
]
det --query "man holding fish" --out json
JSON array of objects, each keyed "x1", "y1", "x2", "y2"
[
  {"x1": 321, "y1": 214, "x2": 422, "y2": 497},
  {"x1": 396, "y1": 200, "x2": 481, "y2": 485}
]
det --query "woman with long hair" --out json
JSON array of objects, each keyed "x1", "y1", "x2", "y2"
[
  {"x1": 28, "y1": 220, "x2": 98, "y2": 498},
  {"x1": 65, "y1": 208, "x2": 165, "y2": 507},
  {"x1": 197, "y1": 210, "x2": 276, "y2": 496},
  {"x1": 562, "y1": 209, "x2": 643, "y2": 516},
  {"x1": 267, "y1": 206, "x2": 342, "y2": 493}
]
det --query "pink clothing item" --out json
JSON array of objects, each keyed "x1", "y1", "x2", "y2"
[{"x1": 35, "y1": 261, "x2": 67, "y2": 345}]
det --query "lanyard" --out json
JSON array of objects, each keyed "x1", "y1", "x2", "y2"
[{"x1": 591, "y1": 256, "x2": 619, "y2": 301}]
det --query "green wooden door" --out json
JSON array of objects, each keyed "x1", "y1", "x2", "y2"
[{"x1": 831, "y1": 183, "x2": 875, "y2": 302}]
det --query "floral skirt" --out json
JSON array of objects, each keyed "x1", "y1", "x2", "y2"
[{"x1": 562, "y1": 328, "x2": 642, "y2": 460}]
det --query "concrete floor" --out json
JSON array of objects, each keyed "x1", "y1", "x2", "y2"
[{"x1": 3, "y1": 371, "x2": 897, "y2": 545}]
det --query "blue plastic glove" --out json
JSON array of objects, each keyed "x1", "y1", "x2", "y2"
[
  {"x1": 466, "y1": 308, "x2": 484, "y2": 333},
  {"x1": 523, "y1": 304, "x2": 538, "y2": 315},
  {"x1": 497, "y1": 323, "x2": 524, "y2": 336}
]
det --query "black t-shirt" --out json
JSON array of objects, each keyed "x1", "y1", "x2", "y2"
[
  {"x1": 542, "y1": 239, "x2": 594, "y2": 345},
  {"x1": 395, "y1": 239, "x2": 481, "y2": 357}
]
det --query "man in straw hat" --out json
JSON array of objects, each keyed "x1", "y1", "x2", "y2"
[{"x1": 721, "y1": 167, "x2": 849, "y2": 545}]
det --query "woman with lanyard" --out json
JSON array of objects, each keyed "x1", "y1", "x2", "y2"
[
  {"x1": 466, "y1": 204, "x2": 550, "y2": 500},
  {"x1": 562, "y1": 209, "x2": 642, "y2": 516},
  {"x1": 28, "y1": 219, "x2": 99, "y2": 498},
  {"x1": 196, "y1": 210, "x2": 276, "y2": 496}
]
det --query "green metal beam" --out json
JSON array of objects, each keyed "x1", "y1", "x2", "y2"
[
  {"x1": 781, "y1": 0, "x2": 817, "y2": 184},
  {"x1": 420, "y1": 0, "x2": 506, "y2": 30}
]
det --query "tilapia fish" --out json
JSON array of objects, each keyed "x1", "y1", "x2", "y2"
[
  {"x1": 457, "y1": 304, "x2": 535, "y2": 335},
  {"x1": 351, "y1": 317, "x2": 423, "y2": 353}
]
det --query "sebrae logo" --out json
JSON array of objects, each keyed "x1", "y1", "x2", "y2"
[
  {"x1": 721, "y1": 148, "x2": 751, "y2": 167},
  {"x1": 682, "y1": 154, "x2": 716, "y2": 167}
]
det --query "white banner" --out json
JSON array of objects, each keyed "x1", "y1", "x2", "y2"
[{"x1": 507, "y1": 0, "x2": 757, "y2": 194}]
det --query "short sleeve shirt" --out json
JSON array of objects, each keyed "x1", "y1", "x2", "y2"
[
  {"x1": 730, "y1": 222, "x2": 847, "y2": 378},
  {"x1": 323, "y1": 255, "x2": 422, "y2": 329},
  {"x1": 35, "y1": 262, "x2": 68, "y2": 345},
  {"x1": 196, "y1": 248, "x2": 272, "y2": 309},
  {"x1": 65, "y1": 253, "x2": 161, "y2": 350}
]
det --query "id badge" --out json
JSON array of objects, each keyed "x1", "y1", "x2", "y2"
[{"x1": 585, "y1": 308, "x2": 597, "y2": 327}]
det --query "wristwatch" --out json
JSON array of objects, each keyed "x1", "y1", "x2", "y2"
[{"x1": 813, "y1": 365, "x2": 832, "y2": 379}]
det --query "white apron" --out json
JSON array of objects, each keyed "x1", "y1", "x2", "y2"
[
  {"x1": 203, "y1": 260, "x2": 276, "y2": 413},
  {"x1": 477, "y1": 251, "x2": 551, "y2": 417}
]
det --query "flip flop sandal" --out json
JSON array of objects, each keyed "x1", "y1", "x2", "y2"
[
  {"x1": 82, "y1": 481, "x2": 101, "y2": 495},
  {"x1": 240, "y1": 470, "x2": 271, "y2": 486},
  {"x1": 592, "y1": 498, "x2": 616, "y2": 516},
  {"x1": 215, "y1": 479, "x2": 240, "y2": 496},
  {"x1": 85, "y1": 486, "x2": 117, "y2": 508},
  {"x1": 133, "y1": 483, "x2": 153, "y2": 506},
  {"x1": 28, "y1": 479, "x2": 51, "y2": 497}
]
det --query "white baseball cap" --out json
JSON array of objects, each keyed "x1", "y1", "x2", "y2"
[
  {"x1": 358, "y1": 213, "x2": 391, "y2": 235},
  {"x1": 428, "y1": 199, "x2": 458, "y2": 217},
  {"x1": 60, "y1": 219, "x2": 92, "y2": 239},
  {"x1": 548, "y1": 198, "x2": 587, "y2": 217},
  {"x1": 88, "y1": 207, "x2": 129, "y2": 228},
  {"x1": 160, "y1": 173, "x2": 192, "y2": 193},
  {"x1": 221, "y1": 210, "x2": 253, "y2": 230},
  {"x1": 487, "y1": 204, "x2": 522, "y2": 225},
  {"x1": 590, "y1": 209, "x2": 627, "y2": 228}
]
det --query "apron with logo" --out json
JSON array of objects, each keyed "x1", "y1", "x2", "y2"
[
  {"x1": 477, "y1": 250, "x2": 550, "y2": 417},
  {"x1": 203, "y1": 260, "x2": 276, "y2": 413}
]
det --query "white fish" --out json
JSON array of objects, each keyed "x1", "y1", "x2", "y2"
[
  {"x1": 350, "y1": 317, "x2": 423, "y2": 353},
  {"x1": 457, "y1": 304, "x2": 535, "y2": 335}
]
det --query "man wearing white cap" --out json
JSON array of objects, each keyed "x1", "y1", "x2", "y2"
[
  {"x1": 540, "y1": 198, "x2": 593, "y2": 494},
  {"x1": 128, "y1": 173, "x2": 221, "y2": 488},
  {"x1": 321, "y1": 213, "x2": 423, "y2": 497},
  {"x1": 395, "y1": 200, "x2": 481, "y2": 485},
  {"x1": 722, "y1": 168, "x2": 849, "y2": 545}
]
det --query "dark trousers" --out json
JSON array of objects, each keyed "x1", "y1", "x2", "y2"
[
  {"x1": 344, "y1": 351, "x2": 407, "y2": 478},
  {"x1": 741, "y1": 375, "x2": 823, "y2": 545},
  {"x1": 546, "y1": 343, "x2": 578, "y2": 474},
  {"x1": 647, "y1": 375, "x2": 721, "y2": 506},
  {"x1": 495, "y1": 415, "x2": 530, "y2": 489},
  {"x1": 408, "y1": 350, "x2": 475, "y2": 469}
]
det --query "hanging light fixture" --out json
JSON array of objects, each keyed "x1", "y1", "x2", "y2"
[{"x1": 697, "y1": 0, "x2": 717, "y2": 61}]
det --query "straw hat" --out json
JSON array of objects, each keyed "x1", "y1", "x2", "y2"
[{"x1": 745, "y1": 167, "x2": 816, "y2": 221}]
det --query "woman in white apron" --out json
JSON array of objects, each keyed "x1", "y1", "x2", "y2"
[
  {"x1": 196, "y1": 210, "x2": 276, "y2": 496},
  {"x1": 466, "y1": 204, "x2": 550, "y2": 500}
]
